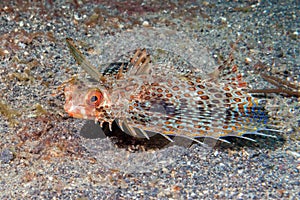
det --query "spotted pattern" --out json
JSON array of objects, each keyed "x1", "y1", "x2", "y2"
[
  {"x1": 64, "y1": 48, "x2": 274, "y2": 143},
  {"x1": 123, "y1": 71, "x2": 270, "y2": 139}
]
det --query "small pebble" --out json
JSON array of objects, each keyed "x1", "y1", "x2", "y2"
[{"x1": 142, "y1": 21, "x2": 150, "y2": 27}]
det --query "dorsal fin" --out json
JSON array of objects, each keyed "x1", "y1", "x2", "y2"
[
  {"x1": 207, "y1": 49, "x2": 234, "y2": 80},
  {"x1": 128, "y1": 48, "x2": 152, "y2": 76},
  {"x1": 66, "y1": 38, "x2": 106, "y2": 82},
  {"x1": 207, "y1": 49, "x2": 248, "y2": 90},
  {"x1": 223, "y1": 65, "x2": 248, "y2": 89}
]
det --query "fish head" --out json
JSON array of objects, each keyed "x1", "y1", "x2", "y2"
[{"x1": 64, "y1": 81, "x2": 112, "y2": 120}]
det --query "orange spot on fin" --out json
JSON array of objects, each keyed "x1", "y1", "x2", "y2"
[{"x1": 219, "y1": 65, "x2": 248, "y2": 89}]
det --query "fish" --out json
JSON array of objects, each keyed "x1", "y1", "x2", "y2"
[{"x1": 63, "y1": 38, "x2": 282, "y2": 146}]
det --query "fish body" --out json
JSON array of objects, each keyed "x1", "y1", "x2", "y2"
[{"x1": 64, "y1": 40, "x2": 278, "y2": 144}]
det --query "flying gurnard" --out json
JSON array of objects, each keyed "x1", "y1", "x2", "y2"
[{"x1": 62, "y1": 38, "x2": 286, "y2": 145}]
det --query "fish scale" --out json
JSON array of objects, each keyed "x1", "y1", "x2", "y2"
[{"x1": 63, "y1": 39, "x2": 280, "y2": 145}]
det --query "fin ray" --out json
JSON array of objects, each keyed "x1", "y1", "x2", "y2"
[{"x1": 66, "y1": 38, "x2": 103, "y2": 82}]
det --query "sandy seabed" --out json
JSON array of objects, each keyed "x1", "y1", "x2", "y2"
[{"x1": 0, "y1": 1, "x2": 299, "y2": 199}]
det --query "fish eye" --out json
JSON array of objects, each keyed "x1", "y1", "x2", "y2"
[
  {"x1": 90, "y1": 95, "x2": 98, "y2": 102},
  {"x1": 86, "y1": 89, "x2": 103, "y2": 107}
]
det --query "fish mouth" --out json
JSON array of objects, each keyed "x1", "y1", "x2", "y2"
[{"x1": 64, "y1": 102, "x2": 96, "y2": 120}]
